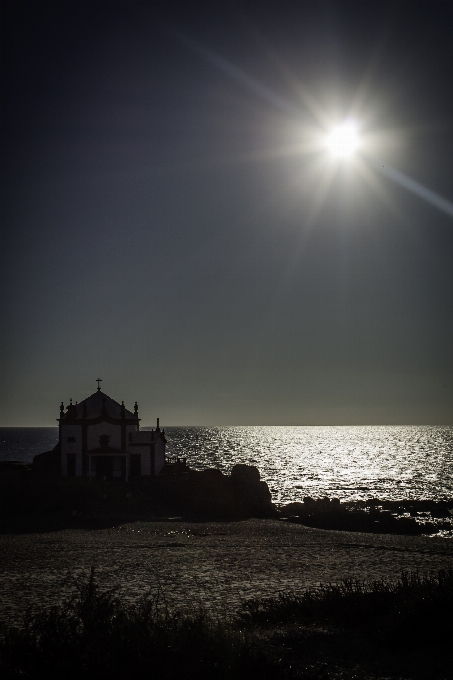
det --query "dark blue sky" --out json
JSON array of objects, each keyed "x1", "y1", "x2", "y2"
[{"x1": 1, "y1": 0, "x2": 453, "y2": 425}]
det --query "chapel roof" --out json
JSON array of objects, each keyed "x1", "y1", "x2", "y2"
[{"x1": 68, "y1": 390, "x2": 136, "y2": 420}]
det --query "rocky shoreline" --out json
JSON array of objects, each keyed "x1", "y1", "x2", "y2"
[
  {"x1": 1, "y1": 460, "x2": 452, "y2": 536},
  {"x1": 279, "y1": 497, "x2": 453, "y2": 536},
  {"x1": 0, "y1": 460, "x2": 276, "y2": 529}
]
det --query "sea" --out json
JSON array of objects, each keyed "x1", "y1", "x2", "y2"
[{"x1": 1, "y1": 425, "x2": 452, "y2": 505}]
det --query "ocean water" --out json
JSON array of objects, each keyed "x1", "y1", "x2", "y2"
[{"x1": 1, "y1": 426, "x2": 452, "y2": 505}]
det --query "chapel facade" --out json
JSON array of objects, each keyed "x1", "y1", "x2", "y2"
[{"x1": 58, "y1": 382, "x2": 166, "y2": 481}]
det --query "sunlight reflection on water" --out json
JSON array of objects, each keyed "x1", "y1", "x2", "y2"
[
  {"x1": 159, "y1": 426, "x2": 453, "y2": 504},
  {"x1": 1, "y1": 426, "x2": 452, "y2": 505}
]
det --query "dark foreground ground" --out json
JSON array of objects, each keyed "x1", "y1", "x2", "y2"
[
  {"x1": 1, "y1": 520, "x2": 452, "y2": 679},
  {"x1": 1, "y1": 518, "x2": 453, "y2": 622},
  {"x1": 1, "y1": 465, "x2": 452, "y2": 679}
]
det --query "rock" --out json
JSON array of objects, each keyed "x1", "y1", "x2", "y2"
[
  {"x1": 303, "y1": 496, "x2": 316, "y2": 508},
  {"x1": 185, "y1": 465, "x2": 277, "y2": 520},
  {"x1": 32, "y1": 444, "x2": 61, "y2": 474},
  {"x1": 280, "y1": 497, "x2": 343, "y2": 518},
  {"x1": 0, "y1": 461, "x2": 31, "y2": 477},
  {"x1": 231, "y1": 475, "x2": 276, "y2": 519},
  {"x1": 279, "y1": 502, "x2": 306, "y2": 517},
  {"x1": 230, "y1": 464, "x2": 261, "y2": 485},
  {"x1": 185, "y1": 468, "x2": 235, "y2": 519},
  {"x1": 24, "y1": 453, "x2": 277, "y2": 521}
]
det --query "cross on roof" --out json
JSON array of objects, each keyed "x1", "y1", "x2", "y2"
[{"x1": 96, "y1": 378, "x2": 102, "y2": 391}]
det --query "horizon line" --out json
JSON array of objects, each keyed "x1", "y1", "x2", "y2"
[{"x1": 1, "y1": 423, "x2": 452, "y2": 428}]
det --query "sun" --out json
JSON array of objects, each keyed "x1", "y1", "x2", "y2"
[{"x1": 326, "y1": 121, "x2": 359, "y2": 158}]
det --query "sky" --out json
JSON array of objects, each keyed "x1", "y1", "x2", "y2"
[{"x1": 1, "y1": 0, "x2": 453, "y2": 426}]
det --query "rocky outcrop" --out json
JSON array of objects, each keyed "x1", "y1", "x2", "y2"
[
  {"x1": 189, "y1": 465, "x2": 276, "y2": 519},
  {"x1": 0, "y1": 461, "x2": 31, "y2": 477},
  {"x1": 1, "y1": 457, "x2": 275, "y2": 523},
  {"x1": 230, "y1": 464, "x2": 276, "y2": 519},
  {"x1": 32, "y1": 443, "x2": 61, "y2": 474},
  {"x1": 139, "y1": 465, "x2": 278, "y2": 520},
  {"x1": 279, "y1": 496, "x2": 453, "y2": 535}
]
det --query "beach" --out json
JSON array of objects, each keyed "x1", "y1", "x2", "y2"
[{"x1": 2, "y1": 519, "x2": 453, "y2": 624}]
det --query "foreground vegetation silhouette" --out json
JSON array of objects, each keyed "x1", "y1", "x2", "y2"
[{"x1": 1, "y1": 568, "x2": 452, "y2": 679}]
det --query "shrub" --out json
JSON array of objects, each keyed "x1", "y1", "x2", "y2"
[
  {"x1": 240, "y1": 569, "x2": 453, "y2": 647},
  {"x1": 0, "y1": 567, "x2": 280, "y2": 680}
]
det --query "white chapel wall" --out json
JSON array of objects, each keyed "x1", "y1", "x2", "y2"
[
  {"x1": 60, "y1": 425, "x2": 82, "y2": 455},
  {"x1": 141, "y1": 448, "x2": 151, "y2": 475},
  {"x1": 126, "y1": 423, "x2": 139, "y2": 442},
  {"x1": 61, "y1": 424, "x2": 82, "y2": 476},
  {"x1": 87, "y1": 422, "x2": 121, "y2": 451}
]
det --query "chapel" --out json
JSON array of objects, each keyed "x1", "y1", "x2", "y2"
[{"x1": 59, "y1": 380, "x2": 166, "y2": 480}]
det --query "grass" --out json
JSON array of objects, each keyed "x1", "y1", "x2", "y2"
[
  {"x1": 240, "y1": 569, "x2": 453, "y2": 646},
  {"x1": 1, "y1": 568, "x2": 452, "y2": 679},
  {"x1": 0, "y1": 567, "x2": 275, "y2": 680}
]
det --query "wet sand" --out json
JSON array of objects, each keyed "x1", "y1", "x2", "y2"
[{"x1": 1, "y1": 519, "x2": 453, "y2": 623}]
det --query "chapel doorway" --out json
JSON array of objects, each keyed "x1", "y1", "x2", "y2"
[
  {"x1": 130, "y1": 454, "x2": 141, "y2": 477},
  {"x1": 67, "y1": 454, "x2": 76, "y2": 477},
  {"x1": 96, "y1": 456, "x2": 113, "y2": 479}
]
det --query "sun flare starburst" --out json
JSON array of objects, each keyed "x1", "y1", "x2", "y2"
[{"x1": 326, "y1": 122, "x2": 359, "y2": 157}]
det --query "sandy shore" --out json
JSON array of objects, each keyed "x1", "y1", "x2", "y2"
[{"x1": 1, "y1": 519, "x2": 453, "y2": 623}]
